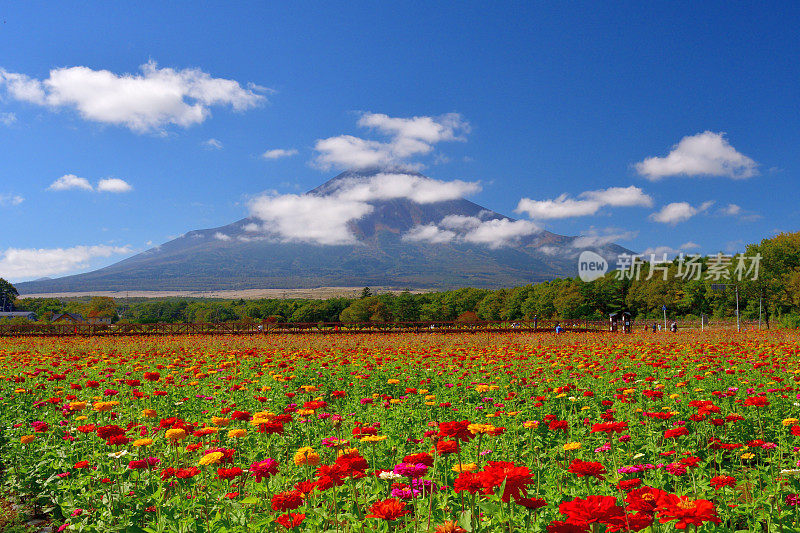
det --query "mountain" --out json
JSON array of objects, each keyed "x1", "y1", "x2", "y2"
[{"x1": 17, "y1": 169, "x2": 632, "y2": 294}]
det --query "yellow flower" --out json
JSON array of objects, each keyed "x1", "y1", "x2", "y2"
[
  {"x1": 227, "y1": 429, "x2": 247, "y2": 438},
  {"x1": 452, "y1": 462, "x2": 478, "y2": 473},
  {"x1": 133, "y1": 438, "x2": 153, "y2": 447},
  {"x1": 563, "y1": 442, "x2": 582, "y2": 451},
  {"x1": 165, "y1": 428, "x2": 187, "y2": 442},
  {"x1": 199, "y1": 451, "x2": 224, "y2": 466},
  {"x1": 297, "y1": 409, "x2": 315, "y2": 416},
  {"x1": 387, "y1": 379, "x2": 400, "y2": 384},
  {"x1": 93, "y1": 401, "x2": 119, "y2": 412},
  {"x1": 212, "y1": 416, "x2": 231, "y2": 427},
  {"x1": 142, "y1": 409, "x2": 157, "y2": 418},
  {"x1": 741, "y1": 452, "x2": 755, "y2": 460},
  {"x1": 475, "y1": 385, "x2": 490, "y2": 393},
  {"x1": 390, "y1": 399, "x2": 401, "y2": 404},
  {"x1": 360, "y1": 435, "x2": 388, "y2": 443},
  {"x1": 468, "y1": 423, "x2": 495, "y2": 435},
  {"x1": 20, "y1": 435, "x2": 35, "y2": 444},
  {"x1": 76, "y1": 415, "x2": 88, "y2": 421},
  {"x1": 783, "y1": 418, "x2": 799, "y2": 427},
  {"x1": 69, "y1": 401, "x2": 87, "y2": 411},
  {"x1": 294, "y1": 446, "x2": 321, "y2": 466},
  {"x1": 523, "y1": 420, "x2": 539, "y2": 429}
]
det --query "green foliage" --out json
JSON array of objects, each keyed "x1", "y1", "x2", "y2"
[{"x1": 0, "y1": 279, "x2": 18, "y2": 311}]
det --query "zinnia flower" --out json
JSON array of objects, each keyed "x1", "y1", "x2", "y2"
[
  {"x1": 250, "y1": 458, "x2": 279, "y2": 482},
  {"x1": 366, "y1": 498, "x2": 411, "y2": 520},
  {"x1": 655, "y1": 494, "x2": 721, "y2": 529},
  {"x1": 568, "y1": 459, "x2": 606, "y2": 480},
  {"x1": 272, "y1": 490, "x2": 304, "y2": 511}
]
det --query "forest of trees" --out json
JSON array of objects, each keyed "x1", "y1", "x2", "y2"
[{"x1": 5, "y1": 231, "x2": 800, "y2": 327}]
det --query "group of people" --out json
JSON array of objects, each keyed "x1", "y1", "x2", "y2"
[{"x1": 650, "y1": 322, "x2": 678, "y2": 332}]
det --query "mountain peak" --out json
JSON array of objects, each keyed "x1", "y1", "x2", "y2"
[{"x1": 309, "y1": 166, "x2": 426, "y2": 196}]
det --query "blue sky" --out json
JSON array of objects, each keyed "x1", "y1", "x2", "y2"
[{"x1": 1, "y1": 2, "x2": 798, "y2": 282}]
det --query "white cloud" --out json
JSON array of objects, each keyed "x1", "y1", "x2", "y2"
[
  {"x1": 202, "y1": 138, "x2": 223, "y2": 150},
  {"x1": 641, "y1": 246, "x2": 681, "y2": 258},
  {"x1": 332, "y1": 172, "x2": 480, "y2": 204},
  {"x1": 97, "y1": 178, "x2": 132, "y2": 193},
  {"x1": 515, "y1": 186, "x2": 652, "y2": 219},
  {"x1": 0, "y1": 244, "x2": 132, "y2": 281},
  {"x1": 313, "y1": 112, "x2": 469, "y2": 170},
  {"x1": 720, "y1": 203, "x2": 741, "y2": 216},
  {"x1": 248, "y1": 193, "x2": 373, "y2": 245},
  {"x1": 680, "y1": 241, "x2": 701, "y2": 249},
  {"x1": 48, "y1": 174, "x2": 93, "y2": 191},
  {"x1": 0, "y1": 194, "x2": 23, "y2": 206},
  {"x1": 635, "y1": 131, "x2": 757, "y2": 180},
  {"x1": 262, "y1": 148, "x2": 298, "y2": 160},
  {"x1": 213, "y1": 232, "x2": 232, "y2": 241},
  {"x1": 247, "y1": 172, "x2": 481, "y2": 245},
  {"x1": 0, "y1": 70, "x2": 46, "y2": 103},
  {"x1": 48, "y1": 174, "x2": 132, "y2": 193},
  {"x1": 648, "y1": 201, "x2": 713, "y2": 225},
  {"x1": 403, "y1": 216, "x2": 540, "y2": 248},
  {"x1": 0, "y1": 61, "x2": 267, "y2": 133},
  {"x1": 402, "y1": 224, "x2": 457, "y2": 244},
  {"x1": 571, "y1": 228, "x2": 637, "y2": 248},
  {"x1": 0, "y1": 112, "x2": 16, "y2": 126}
]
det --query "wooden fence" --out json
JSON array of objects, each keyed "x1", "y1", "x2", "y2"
[{"x1": 0, "y1": 319, "x2": 609, "y2": 337}]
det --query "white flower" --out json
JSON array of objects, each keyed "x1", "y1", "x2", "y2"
[
  {"x1": 108, "y1": 450, "x2": 129, "y2": 459},
  {"x1": 379, "y1": 471, "x2": 402, "y2": 480}
]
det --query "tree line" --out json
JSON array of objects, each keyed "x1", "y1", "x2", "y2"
[{"x1": 4, "y1": 231, "x2": 800, "y2": 327}]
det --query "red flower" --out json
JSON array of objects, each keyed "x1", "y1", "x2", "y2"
[
  {"x1": 272, "y1": 490, "x2": 304, "y2": 511},
  {"x1": 275, "y1": 513, "x2": 306, "y2": 529},
  {"x1": 559, "y1": 495, "x2": 625, "y2": 525},
  {"x1": 709, "y1": 475, "x2": 736, "y2": 490},
  {"x1": 366, "y1": 498, "x2": 411, "y2": 521},
  {"x1": 250, "y1": 458, "x2": 279, "y2": 482},
  {"x1": 478, "y1": 461, "x2": 535, "y2": 502},
  {"x1": 335, "y1": 452, "x2": 369, "y2": 478},
  {"x1": 176, "y1": 467, "x2": 199, "y2": 479},
  {"x1": 546, "y1": 521, "x2": 589, "y2": 533},
  {"x1": 315, "y1": 464, "x2": 345, "y2": 490},
  {"x1": 547, "y1": 420, "x2": 569, "y2": 432},
  {"x1": 625, "y1": 486, "x2": 671, "y2": 514},
  {"x1": 74, "y1": 461, "x2": 89, "y2": 469},
  {"x1": 617, "y1": 478, "x2": 641, "y2": 492},
  {"x1": 436, "y1": 439, "x2": 459, "y2": 455},
  {"x1": 604, "y1": 512, "x2": 654, "y2": 532},
  {"x1": 743, "y1": 396, "x2": 769, "y2": 407},
  {"x1": 568, "y1": 459, "x2": 607, "y2": 480},
  {"x1": 438, "y1": 421, "x2": 474, "y2": 442},
  {"x1": 591, "y1": 421, "x2": 628, "y2": 434},
  {"x1": 403, "y1": 453, "x2": 433, "y2": 466},
  {"x1": 663, "y1": 427, "x2": 689, "y2": 439},
  {"x1": 656, "y1": 494, "x2": 721, "y2": 529},
  {"x1": 453, "y1": 472, "x2": 483, "y2": 494},
  {"x1": 515, "y1": 496, "x2": 547, "y2": 509},
  {"x1": 294, "y1": 479, "x2": 316, "y2": 495},
  {"x1": 216, "y1": 467, "x2": 243, "y2": 480}
]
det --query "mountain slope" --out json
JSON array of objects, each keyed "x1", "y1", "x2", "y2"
[{"x1": 17, "y1": 169, "x2": 632, "y2": 293}]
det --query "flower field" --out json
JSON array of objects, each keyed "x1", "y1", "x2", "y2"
[{"x1": 3, "y1": 332, "x2": 800, "y2": 532}]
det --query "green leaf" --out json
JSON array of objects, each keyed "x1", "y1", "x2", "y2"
[{"x1": 458, "y1": 509, "x2": 473, "y2": 532}]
